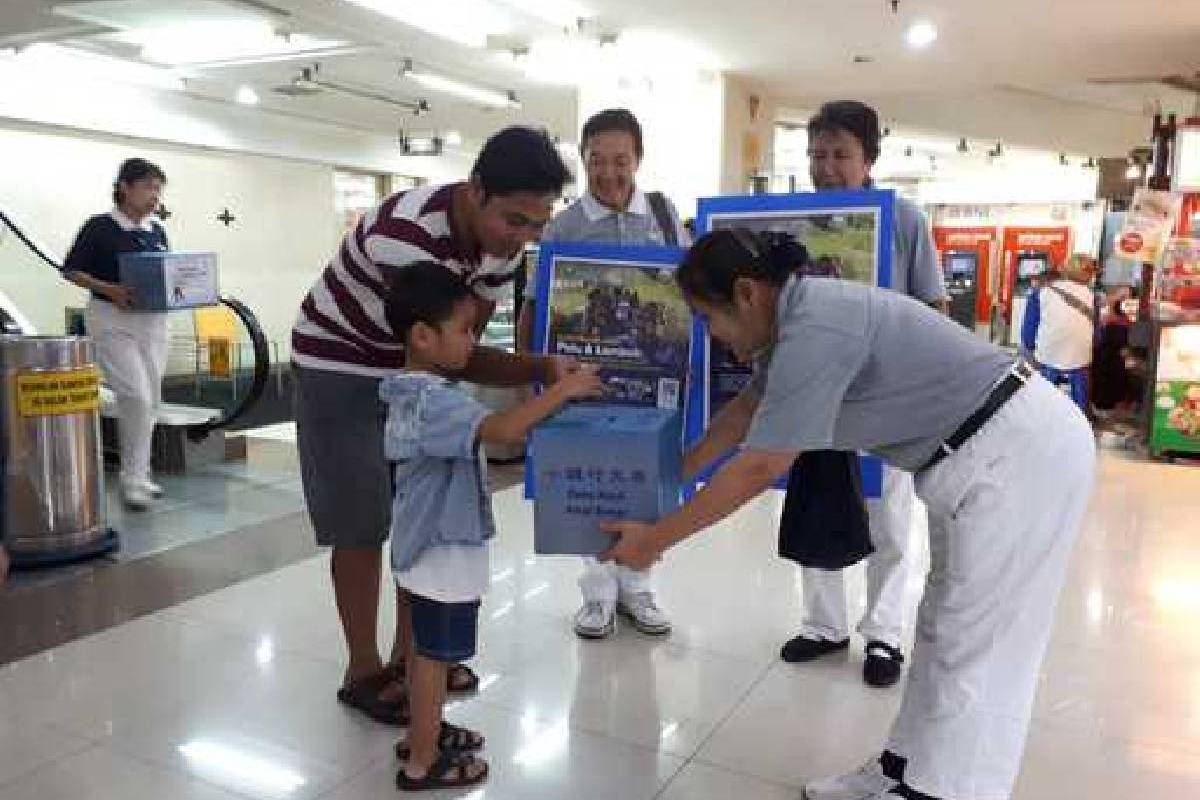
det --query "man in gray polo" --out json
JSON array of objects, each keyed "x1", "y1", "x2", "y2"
[
  {"x1": 518, "y1": 108, "x2": 688, "y2": 640},
  {"x1": 779, "y1": 101, "x2": 950, "y2": 697}
]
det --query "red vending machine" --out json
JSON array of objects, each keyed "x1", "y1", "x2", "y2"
[{"x1": 933, "y1": 226, "x2": 997, "y2": 332}]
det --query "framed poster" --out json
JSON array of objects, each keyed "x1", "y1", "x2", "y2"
[
  {"x1": 527, "y1": 242, "x2": 701, "y2": 496},
  {"x1": 690, "y1": 190, "x2": 896, "y2": 495}
]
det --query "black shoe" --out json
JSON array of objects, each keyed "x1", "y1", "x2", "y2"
[
  {"x1": 780, "y1": 634, "x2": 850, "y2": 663},
  {"x1": 864, "y1": 641, "x2": 905, "y2": 687},
  {"x1": 889, "y1": 782, "x2": 942, "y2": 799}
]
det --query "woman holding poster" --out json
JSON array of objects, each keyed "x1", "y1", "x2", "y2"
[{"x1": 520, "y1": 108, "x2": 688, "y2": 641}]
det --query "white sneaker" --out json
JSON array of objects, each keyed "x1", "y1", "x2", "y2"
[
  {"x1": 574, "y1": 601, "x2": 616, "y2": 639},
  {"x1": 141, "y1": 479, "x2": 164, "y2": 498},
  {"x1": 804, "y1": 759, "x2": 897, "y2": 800},
  {"x1": 121, "y1": 482, "x2": 153, "y2": 512},
  {"x1": 616, "y1": 592, "x2": 671, "y2": 636}
]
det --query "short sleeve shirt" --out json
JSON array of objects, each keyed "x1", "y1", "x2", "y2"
[
  {"x1": 745, "y1": 277, "x2": 1011, "y2": 471},
  {"x1": 293, "y1": 183, "x2": 522, "y2": 377},
  {"x1": 63, "y1": 209, "x2": 169, "y2": 301},
  {"x1": 888, "y1": 193, "x2": 946, "y2": 303},
  {"x1": 528, "y1": 189, "x2": 689, "y2": 295}
]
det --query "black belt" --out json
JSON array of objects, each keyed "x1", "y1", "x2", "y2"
[{"x1": 919, "y1": 362, "x2": 1033, "y2": 473}]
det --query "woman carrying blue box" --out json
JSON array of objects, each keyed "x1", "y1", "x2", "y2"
[
  {"x1": 603, "y1": 229, "x2": 1096, "y2": 800},
  {"x1": 63, "y1": 158, "x2": 170, "y2": 511}
]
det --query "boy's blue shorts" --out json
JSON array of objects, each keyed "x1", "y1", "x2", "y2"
[{"x1": 409, "y1": 593, "x2": 480, "y2": 663}]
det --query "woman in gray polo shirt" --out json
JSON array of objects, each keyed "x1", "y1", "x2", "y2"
[{"x1": 603, "y1": 229, "x2": 1096, "y2": 800}]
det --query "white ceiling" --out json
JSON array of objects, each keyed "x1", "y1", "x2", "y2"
[{"x1": 2, "y1": 0, "x2": 1198, "y2": 156}]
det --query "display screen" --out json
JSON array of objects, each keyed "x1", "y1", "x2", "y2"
[
  {"x1": 947, "y1": 254, "x2": 975, "y2": 278},
  {"x1": 1018, "y1": 257, "x2": 1046, "y2": 279}
]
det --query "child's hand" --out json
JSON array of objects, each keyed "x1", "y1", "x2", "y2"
[{"x1": 557, "y1": 363, "x2": 604, "y2": 401}]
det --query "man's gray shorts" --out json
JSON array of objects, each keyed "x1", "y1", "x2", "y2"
[{"x1": 294, "y1": 365, "x2": 391, "y2": 548}]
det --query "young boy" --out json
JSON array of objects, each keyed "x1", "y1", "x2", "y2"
[{"x1": 382, "y1": 262, "x2": 602, "y2": 791}]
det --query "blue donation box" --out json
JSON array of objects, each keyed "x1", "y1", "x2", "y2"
[
  {"x1": 119, "y1": 251, "x2": 220, "y2": 311},
  {"x1": 532, "y1": 405, "x2": 683, "y2": 555}
]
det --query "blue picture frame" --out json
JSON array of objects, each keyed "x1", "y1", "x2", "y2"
[
  {"x1": 690, "y1": 189, "x2": 897, "y2": 498},
  {"x1": 525, "y1": 242, "x2": 700, "y2": 498}
]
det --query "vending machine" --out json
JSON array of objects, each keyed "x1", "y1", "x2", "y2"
[
  {"x1": 932, "y1": 226, "x2": 997, "y2": 335},
  {"x1": 941, "y1": 250, "x2": 980, "y2": 329}
]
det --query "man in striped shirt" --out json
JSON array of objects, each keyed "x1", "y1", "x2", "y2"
[{"x1": 292, "y1": 127, "x2": 575, "y2": 723}]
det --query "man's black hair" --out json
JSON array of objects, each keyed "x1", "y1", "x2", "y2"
[
  {"x1": 471, "y1": 126, "x2": 573, "y2": 202},
  {"x1": 113, "y1": 157, "x2": 166, "y2": 205},
  {"x1": 807, "y1": 101, "x2": 882, "y2": 164},
  {"x1": 580, "y1": 108, "x2": 644, "y2": 160},
  {"x1": 384, "y1": 262, "x2": 473, "y2": 342}
]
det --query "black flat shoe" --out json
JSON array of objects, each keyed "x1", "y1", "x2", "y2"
[
  {"x1": 780, "y1": 634, "x2": 850, "y2": 663},
  {"x1": 864, "y1": 641, "x2": 905, "y2": 687}
]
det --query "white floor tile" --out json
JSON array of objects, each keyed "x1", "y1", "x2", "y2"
[
  {"x1": 323, "y1": 700, "x2": 683, "y2": 800},
  {"x1": 0, "y1": 746, "x2": 243, "y2": 800},
  {"x1": 4, "y1": 450, "x2": 1199, "y2": 799},
  {"x1": 658, "y1": 761, "x2": 799, "y2": 800}
]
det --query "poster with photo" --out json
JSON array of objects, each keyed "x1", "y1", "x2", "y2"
[
  {"x1": 695, "y1": 190, "x2": 894, "y2": 428},
  {"x1": 534, "y1": 244, "x2": 694, "y2": 409},
  {"x1": 691, "y1": 190, "x2": 896, "y2": 493},
  {"x1": 527, "y1": 242, "x2": 701, "y2": 499}
]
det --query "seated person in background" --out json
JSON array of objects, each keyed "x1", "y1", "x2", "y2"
[
  {"x1": 1021, "y1": 255, "x2": 1099, "y2": 412},
  {"x1": 381, "y1": 263, "x2": 601, "y2": 791}
]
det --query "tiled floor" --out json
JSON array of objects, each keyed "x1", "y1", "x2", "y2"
[{"x1": 1, "y1": 447, "x2": 1199, "y2": 799}]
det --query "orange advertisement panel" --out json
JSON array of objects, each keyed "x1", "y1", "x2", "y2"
[{"x1": 933, "y1": 226, "x2": 997, "y2": 324}]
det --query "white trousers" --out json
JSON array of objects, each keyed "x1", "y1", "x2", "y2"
[
  {"x1": 887, "y1": 374, "x2": 1096, "y2": 800},
  {"x1": 797, "y1": 465, "x2": 918, "y2": 648},
  {"x1": 579, "y1": 558, "x2": 654, "y2": 604},
  {"x1": 86, "y1": 299, "x2": 167, "y2": 487}
]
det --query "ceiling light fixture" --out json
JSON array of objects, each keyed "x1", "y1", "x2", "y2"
[
  {"x1": 236, "y1": 85, "x2": 260, "y2": 105},
  {"x1": 344, "y1": 0, "x2": 509, "y2": 48},
  {"x1": 400, "y1": 131, "x2": 444, "y2": 156},
  {"x1": 497, "y1": 0, "x2": 592, "y2": 28},
  {"x1": 400, "y1": 60, "x2": 519, "y2": 108},
  {"x1": 122, "y1": 21, "x2": 345, "y2": 67},
  {"x1": 905, "y1": 20, "x2": 938, "y2": 49},
  {"x1": 8, "y1": 43, "x2": 184, "y2": 90},
  {"x1": 957, "y1": 137, "x2": 969, "y2": 153}
]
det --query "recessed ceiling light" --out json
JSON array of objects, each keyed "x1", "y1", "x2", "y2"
[
  {"x1": 905, "y1": 21, "x2": 937, "y2": 49},
  {"x1": 236, "y1": 86, "x2": 259, "y2": 105}
]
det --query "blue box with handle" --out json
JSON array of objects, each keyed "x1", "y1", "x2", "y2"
[{"x1": 119, "y1": 251, "x2": 219, "y2": 311}]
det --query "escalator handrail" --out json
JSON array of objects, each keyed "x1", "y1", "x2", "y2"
[{"x1": 1, "y1": 208, "x2": 268, "y2": 441}]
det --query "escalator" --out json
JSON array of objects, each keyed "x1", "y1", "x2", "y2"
[
  {"x1": 1, "y1": 206, "x2": 274, "y2": 566},
  {"x1": 0, "y1": 207, "x2": 270, "y2": 441}
]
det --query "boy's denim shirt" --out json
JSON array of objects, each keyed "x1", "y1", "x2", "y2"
[{"x1": 381, "y1": 372, "x2": 496, "y2": 571}]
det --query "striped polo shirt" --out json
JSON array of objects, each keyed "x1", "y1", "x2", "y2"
[{"x1": 291, "y1": 182, "x2": 521, "y2": 377}]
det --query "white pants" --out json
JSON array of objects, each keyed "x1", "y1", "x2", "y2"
[
  {"x1": 579, "y1": 558, "x2": 653, "y2": 604},
  {"x1": 86, "y1": 299, "x2": 167, "y2": 487},
  {"x1": 887, "y1": 374, "x2": 1096, "y2": 800},
  {"x1": 797, "y1": 465, "x2": 918, "y2": 648}
]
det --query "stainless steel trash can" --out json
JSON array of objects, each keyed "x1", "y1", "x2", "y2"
[{"x1": 1, "y1": 335, "x2": 112, "y2": 564}]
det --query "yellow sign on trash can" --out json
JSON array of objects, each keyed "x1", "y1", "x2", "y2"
[{"x1": 16, "y1": 367, "x2": 101, "y2": 417}]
